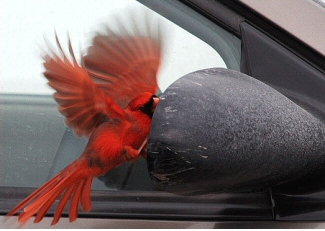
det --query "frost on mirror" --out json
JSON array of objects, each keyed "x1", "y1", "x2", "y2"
[{"x1": 0, "y1": 0, "x2": 226, "y2": 189}]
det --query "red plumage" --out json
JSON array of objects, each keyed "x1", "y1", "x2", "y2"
[{"x1": 7, "y1": 15, "x2": 162, "y2": 225}]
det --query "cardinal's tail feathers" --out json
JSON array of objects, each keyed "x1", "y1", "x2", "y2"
[{"x1": 7, "y1": 158, "x2": 95, "y2": 225}]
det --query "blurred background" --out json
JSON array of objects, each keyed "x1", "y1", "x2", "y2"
[{"x1": 0, "y1": 0, "x2": 226, "y2": 95}]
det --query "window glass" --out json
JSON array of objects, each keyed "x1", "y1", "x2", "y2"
[
  {"x1": 0, "y1": 0, "x2": 235, "y2": 190},
  {"x1": 1, "y1": 0, "x2": 226, "y2": 95}
]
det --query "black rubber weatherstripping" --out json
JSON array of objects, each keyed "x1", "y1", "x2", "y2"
[{"x1": 148, "y1": 68, "x2": 325, "y2": 195}]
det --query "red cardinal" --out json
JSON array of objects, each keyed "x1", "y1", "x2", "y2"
[{"x1": 7, "y1": 17, "x2": 161, "y2": 225}]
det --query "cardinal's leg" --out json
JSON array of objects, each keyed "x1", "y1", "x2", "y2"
[{"x1": 123, "y1": 138, "x2": 148, "y2": 160}]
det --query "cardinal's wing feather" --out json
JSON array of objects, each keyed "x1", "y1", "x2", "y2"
[
  {"x1": 43, "y1": 35, "x2": 127, "y2": 137},
  {"x1": 83, "y1": 24, "x2": 161, "y2": 108},
  {"x1": 44, "y1": 17, "x2": 161, "y2": 137}
]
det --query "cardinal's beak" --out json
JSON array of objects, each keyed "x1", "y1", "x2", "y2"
[{"x1": 152, "y1": 96, "x2": 160, "y2": 112}]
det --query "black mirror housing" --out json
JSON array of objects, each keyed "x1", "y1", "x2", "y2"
[{"x1": 148, "y1": 68, "x2": 325, "y2": 195}]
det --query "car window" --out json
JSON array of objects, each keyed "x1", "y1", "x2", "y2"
[
  {"x1": 1, "y1": 0, "x2": 226, "y2": 95},
  {"x1": 0, "y1": 0, "x2": 237, "y2": 191}
]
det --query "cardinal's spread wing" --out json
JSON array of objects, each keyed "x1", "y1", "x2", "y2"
[
  {"x1": 44, "y1": 35, "x2": 128, "y2": 137},
  {"x1": 83, "y1": 28, "x2": 161, "y2": 108},
  {"x1": 43, "y1": 17, "x2": 162, "y2": 137}
]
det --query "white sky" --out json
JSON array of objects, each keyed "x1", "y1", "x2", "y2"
[{"x1": 0, "y1": 0, "x2": 226, "y2": 94}]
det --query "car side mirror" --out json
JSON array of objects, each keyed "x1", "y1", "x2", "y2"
[{"x1": 148, "y1": 68, "x2": 325, "y2": 195}]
